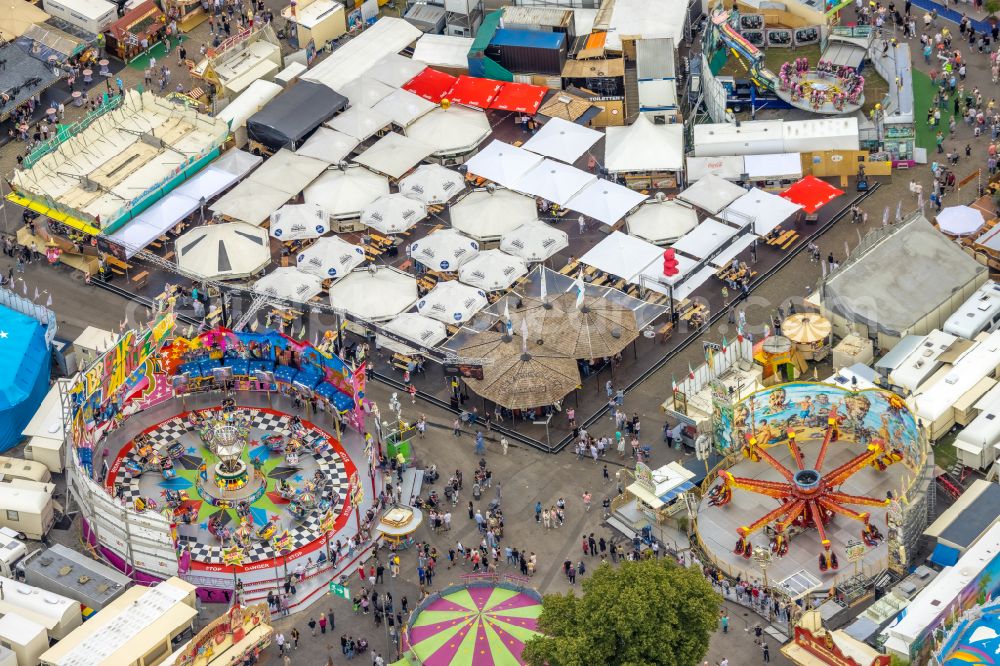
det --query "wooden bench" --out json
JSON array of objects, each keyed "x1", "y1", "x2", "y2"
[
  {"x1": 131, "y1": 271, "x2": 149, "y2": 289},
  {"x1": 657, "y1": 321, "x2": 674, "y2": 343},
  {"x1": 391, "y1": 353, "x2": 414, "y2": 372},
  {"x1": 164, "y1": 251, "x2": 176, "y2": 261},
  {"x1": 559, "y1": 261, "x2": 579, "y2": 276}
]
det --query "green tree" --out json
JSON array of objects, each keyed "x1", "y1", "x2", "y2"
[
  {"x1": 986, "y1": 0, "x2": 1000, "y2": 17},
  {"x1": 522, "y1": 558, "x2": 720, "y2": 666}
]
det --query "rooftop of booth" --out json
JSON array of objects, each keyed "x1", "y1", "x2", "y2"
[{"x1": 274, "y1": 365, "x2": 298, "y2": 383}]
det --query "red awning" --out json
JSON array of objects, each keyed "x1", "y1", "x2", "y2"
[
  {"x1": 780, "y1": 175, "x2": 844, "y2": 215},
  {"x1": 444, "y1": 75, "x2": 503, "y2": 109},
  {"x1": 489, "y1": 82, "x2": 548, "y2": 114},
  {"x1": 402, "y1": 68, "x2": 458, "y2": 103}
]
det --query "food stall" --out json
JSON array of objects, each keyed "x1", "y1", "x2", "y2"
[
  {"x1": 624, "y1": 461, "x2": 697, "y2": 523},
  {"x1": 103, "y1": 0, "x2": 166, "y2": 60},
  {"x1": 782, "y1": 313, "x2": 831, "y2": 361}
]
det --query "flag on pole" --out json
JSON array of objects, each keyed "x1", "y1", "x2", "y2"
[
  {"x1": 671, "y1": 374, "x2": 678, "y2": 393},
  {"x1": 764, "y1": 324, "x2": 771, "y2": 338},
  {"x1": 844, "y1": 240, "x2": 850, "y2": 259},
  {"x1": 33, "y1": 286, "x2": 39, "y2": 300},
  {"x1": 540, "y1": 274, "x2": 547, "y2": 303},
  {"x1": 520, "y1": 316, "x2": 529, "y2": 354},
  {"x1": 737, "y1": 322, "x2": 744, "y2": 343},
  {"x1": 503, "y1": 300, "x2": 513, "y2": 336},
  {"x1": 856, "y1": 228, "x2": 862, "y2": 244},
  {"x1": 688, "y1": 362, "x2": 695, "y2": 380},
  {"x1": 895, "y1": 200, "x2": 903, "y2": 223},
  {"x1": 882, "y1": 206, "x2": 889, "y2": 227},
  {"x1": 706, "y1": 345, "x2": 715, "y2": 370},
  {"x1": 821, "y1": 259, "x2": 827, "y2": 277},
  {"x1": 917, "y1": 191, "x2": 924, "y2": 210},
  {"x1": 721, "y1": 335, "x2": 728, "y2": 353},
  {"x1": 573, "y1": 271, "x2": 586, "y2": 310},
  {"x1": 45, "y1": 293, "x2": 52, "y2": 307},
  {"x1": 21, "y1": 281, "x2": 26, "y2": 295}
]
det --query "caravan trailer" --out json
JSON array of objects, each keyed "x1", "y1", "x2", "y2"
[
  {"x1": 943, "y1": 281, "x2": 1000, "y2": 340},
  {"x1": 42, "y1": 0, "x2": 117, "y2": 34}
]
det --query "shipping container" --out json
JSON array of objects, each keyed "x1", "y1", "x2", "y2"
[
  {"x1": 501, "y1": 6, "x2": 575, "y2": 40},
  {"x1": 405, "y1": 3, "x2": 447, "y2": 33},
  {"x1": 486, "y1": 28, "x2": 566, "y2": 76}
]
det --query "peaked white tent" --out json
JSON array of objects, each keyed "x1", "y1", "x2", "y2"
[
  {"x1": 327, "y1": 267, "x2": 418, "y2": 321},
  {"x1": 410, "y1": 229, "x2": 480, "y2": 272},
  {"x1": 296, "y1": 236, "x2": 366, "y2": 279},
  {"x1": 523, "y1": 117, "x2": 603, "y2": 164},
  {"x1": 398, "y1": 164, "x2": 466, "y2": 204},
  {"x1": 450, "y1": 189, "x2": 539, "y2": 241},
  {"x1": 720, "y1": 187, "x2": 803, "y2": 235},
  {"x1": 353, "y1": 132, "x2": 434, "y2": 179},
  {"x1": 417, "y1": 281, "x2": 489, "y2": 323},
  {"x1": 372, "y1": 88, "x2": 436, "y2": 128},
  {"x1": 304, "y1": 167, "x2": 390, "y2": 219},
  {"x1": 295, "y1": 127, "x2": 359, "y2": 165},
  {"x1": 253, "y1": 267, "x2": 323, "y2": 302},
  {"x1": 338, "y1": 77, "x2": 395, "y2": 108},
  {"x1": 365, "y1": 52, "x2": 428, "y2": 89},
  {"x1": 463, "y1": 140, "x2": 544, "y2": 190},
  {"x1": 175, "y1": 222, "x2": 271, "y2": 280},
  {"x1": 515, "y1": 159, "x2": 596, "y2": 206},
  {"x1": 458, "y1": 250, "x2": 528, "y2": 292},
  {"x1": 327, "y1": 105, "x2": 391, "y2": 141},
  {"x1": 678, "y1": 173, "x2": 747, "y2": 215},
  {"x1": 377, "y1": 313, "x2": 448, "y2": 354},
  {"x1": 405, "y1": 106, "x2": 492, "y2": 156},
  {"x1": 670, "y1": 218, "x2": 739, "y2": 259},
  {"x1": 361, "y1": 193, "x2": 428, "y2": 235},
  {"x1": 499, "y1": 221, "x2": 569, "y2": 262},
  {"x1": 604, "y1": 114, "x2": 684, "y2": 173},
  {"x1": 564, "y1": 179, "x2": 646, "y2": 225},
  {"x1": 579, "y1": 230, "x2": 667, "y2": 282},
  {"x1": 270, "y1": 203, "x2": 329, "y2": 240},
  {"x1": 627, "y1": 200, "x2": 699, "y2": 245}
]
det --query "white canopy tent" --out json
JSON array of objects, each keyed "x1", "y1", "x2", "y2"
[
  {"x1": 211, "y1": 149, "x2": 327, "y2": 225},
  {"x1": 515, "y1": 159, "x2": 596, "y2": 207},
  {"x1": 270, "y1": 203, "x2": 329, "y2": 240},
  {"x1": 626, "y1": 200, "x2": 699, "y2": 245},
  {"x1": 326, "y1": 105, "x2": 391, "y2": 141},
  {"x1": 353, "y1": 132, "x2": 434, "y2": 179},
  {"x1": 463, "y1": 140, "x2": 543, "y2": 190},
  {"x1": 327, "y1": 267, "x2": 419, "y2": 321},
  {"x1": 376, "y1": 313, "x2": 448, "y2": 355},
  {"x1": 360, "y1": 193, "x2": 428, "y2": 235},
  {"x1": 296, "y1": 236, "x2": 367, "y2": 279},
  {"x1": 212, "y1": 148, "x2": 263, "y2": 177},
  {"x1": 720, "y1": 187, "x2": 802, "y2": 235},
  {"x1": 450, "y1": 189, "x2": 539, "y2": 242},
  {"x1": 365, "y1": 52, "x2": 428, "y2": 89},
  {"x1": 744, "y1": 153, "x2": 803, "y2": 180},
  {"x1": 253, "y1": 267, "x2": 323, "y2": 302},
  {"x1": 172, "y1": 167, "x2": 240, "y2": 202},
  {"x1": 398, "y1": 164, "x2": 466, "y2": 204},
  {"x1": 302, "y1": 18, "x2": 423, "y2": 91},
  {"x1": 604, "y1": 114, "x2": 684, "y2": 173},
  {"x1": 678, "y1": 174, "x2": 747, "y2": 215},
  {"x1": 579, "y1": 230, "x2": 665, "y2": 282},
  {"x1": 458, "y1": 249, "x2": 528, "y2": 292},
  {"x1": 409, "y1": 229, "x2": 480, "y2": 272},
  {"x1": 564, "y1": 179, "x2": 646, "y2": 225},
  {"x1": 405, "y1": 106, "x2": 492, "y2": 156},
  {"x1": 670, "y1": 218, "x2": 739, "y2": 259},
  {"x1": 686, "y1": 155, "x2": 745, "y2": 182},
  {"x1": 412, "y1": 34, "x2": 473, "y2": 71},
  {"x1": 522, "y1": 117, "x2": 602, "y2": 164},
  {"x1": 637, "y1": 251, "x2": 698, "y2": 295},
  {"x1": 671, "y1": 265, "x2": 717, "y2": 301},
  {"x1": 304, "y1": 167, "x2": 390, "y2": 219},
  {"x1": 295, "y1": 127, "x2": 360, "y2": 165},
  {"x1": 937, "y1": 205, "x2": 986, "y2": 236},
  {"x1": 500, "y1": 221, "x2": 569, "y2": 262},
  {"x1": 371, "y1": 88, "x2": 436, "y2": 128},
  {"x1": 417, "y1": 281, "x2": 489, "y2": 323},
  {"x1": 338, "y1": 77, "x2": 395, "y2": 109},
  {"x1": 175, "y1": 222, "x2": 271, "y2": 280},
  {"x1": 110, "y1": 194, "x2": 201, "y2": 259},
  {"x1": 708, "y1": 234, "x2": 757, "y2": 269}
]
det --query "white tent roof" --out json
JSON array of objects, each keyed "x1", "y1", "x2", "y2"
[
  {"x1": 172, "y1": 167, "x2": 239, "y2": 202},
  {"x1": 678, "y1": 173, "x2": 747, "y2": 215},
  {"x1": 377, "y1": 313, "x2": 448, "y2": 354},
  {"x1": 295, "y1": 127, "x2": 359, "y2": 165},
  {"x1": 605, "y1": 0, "x2": 686, "y2": 50},
  {"x1": 670, "y1": 218, "x2": 739, "y2": 259},
  {"x1": 638, "y1": 250, "x2": 697, "y2": 292},
  {"x1": 412, "y1": 34, "x2": 473, "y2": 70},
  {"x1": 398, "y1": 164, "x2": 466, "y2": 204},
  {"x1": 499, "y1": 221, "x2": 569, "y2": 262},
  {"x1": 417, "y1": 281, "x2": 489, "y2": 323},
  {"x1": 744, "y1": 152, "x2": 802, "y2": 179},
  {"x1": 626, "y1": 200, "x2": 699, "y2": 245},
  {"x1": 253, "y1": 267, "x2": 323, "y2": 302},
  {"x1": 686, "y1": 155, "x2": 745, "y2": 181},
  {"x1": 579, "y1": 230, "x2": 665, "y2": 282},
  {"x1": 365, "y1": 52, "x2": 427, "y2": 89},
  {"x1": 671, "y1": 265, "x2": 716, "y2": 301},
  {"x1": 338, "y1": 77, "x2": 395, "y2": 108},
  {"x1": 270, "y1": 203, "x2": 329, "y2": 240},
  {"x1": 327, "y1": 267, "x2": 418, "y2": 321},
  {"x1": 212, "y1": 148, "x2": 263, "y2": 177},
  {"x1": 409, "y1": 228, "x2": 480, "y2": 272},
  {"x1": 515, "y1": 159, "x2": 596, "y2": 206},
  {"x1": 216, "y1": 79, "x2": 283, "y2": 130},
  {"x1": 405, "y1": 106, "x2": 492, "y2": 156},
  {"x1": 110, "y1": 194, "x2": 200, "y2": 259},
  {"x1": 353, "y1": 132, "x2": 434, "y2": 179},
  {"x1": 463, "y1": 140, "x2": 543, "y2": 190},
  {"x1": 458, "y1": 249, "x2": 528, "y2": 292},
  {"x1": 937, "y1": 205, "x2": 986, "y2": 236},
  {"x1": 522, "y1": 117, "x2": 603, "y2": 164},
  {"x1": 302, "y1": 18, "x2": 423, "y2": 91},
  {"x1": 565, "y1": 179, "x2": 646, "y2": 225},
  {"x1": 304, "y1": 167, "x2": 390, "y2": 219},
  {"x1": 720, "y1": 187, "x2": 802, "y2": 235},
  {"x1": 327, "y1": 105, "x2": 391, "y2": 141},
  {"x1": 637, "y1": 79, "x2": 677, "y2": 109},
  {"x1": 211, "y1": 149, "x2": 327, "y2": 225},
  {"x1": 296, "y1": 236, "x2": 366, "y2": 279},
  {"x1": 708, "y1": 234, "x2": 756, "y2": 269},
  {"x1": 361, "y1": 193, "x2": 427, "y2": 235},
  {"x1": 175, "y1": 222, "x2": 271, "y2": 280},
  {"x1": 371, "y1": 88, "x2": 436, "y2": 128},
  {"x1": 450, "y1": 189, "x2": 539, "y2": 241},
  {"x1": 604, "y1": 114, "x2": 684, "y2": 173}
]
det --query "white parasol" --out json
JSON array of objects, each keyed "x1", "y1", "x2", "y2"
[
  {"x1": 270, "y1": 203, "x2": 329, "y2": 240},
  {"x1": 360, "y1": 194, "x2": 428, "y2": 235},
  {"x1": 409, "y1": 229, "x2": 480, "y2": 272},
  {"x1": 417, "y1": 281, "x2": 489, "y2": 323},
  {"x1": 458, "y1": 249, "x2": 528, "y2": 292},
  {"x1": 296, "y1": 236, "x2": 366, "y2": 280},
  {"x1": 499, "y1": 221, "x2": 569, "y2": 262},
  {"x1": 253, "y1": 267, "x2": 323, "y2": 302},
  {"x1": 398, "y1": 164, "x2": 467, "y2": 204},
  {"x1": 937, "y1": 205, "x2": 986, "y2": 236}
]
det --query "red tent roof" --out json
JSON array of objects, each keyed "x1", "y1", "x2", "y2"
[
  {"x1": 402, "y1": 68, "x2": 458, "y2": 103},
  {"x1": 489, "y1": 82, "x2": 548, "y2": 114},
  {"x1": 444, "y1": 75, "x2": 503, "y2": 109},
  {"x1": 780, "y1": 175, "x2": 844, "y2": 215}
]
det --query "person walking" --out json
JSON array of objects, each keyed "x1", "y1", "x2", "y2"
[
  {"x1": 475, "y1": 430, "x2": 485, "y2": 455},
  {"x1": 290, "y1": 628, "x2": 299, "y2": 650},
  {"x1": 308, "y1": 617, "x2": 317, "y2": 637},
  {"x1": 501, "y1": 436, "x2": 508, "y2": 455},
  {"x1": 720, "y1": 612, "x2": 730, "y2": 634},
  {"x1": 275, "y1": 632, "x2": 286, "y2": 656},
  {"x1": 535, "y1": 501, "x2": 542, "y2": 523},
  {"x1": 762, "y1": 642, "x2": 770, "y2": 662},
  {"x1": 582, "y1": 491, "x2": 592, "y2": 511},
  {"x1": 318, "y1": 612, "x2": 327, "y2": 634}
]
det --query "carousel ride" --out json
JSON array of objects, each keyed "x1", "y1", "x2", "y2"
[{"x1": 776, "y1": 58, "x2": 865, "y2": 114}]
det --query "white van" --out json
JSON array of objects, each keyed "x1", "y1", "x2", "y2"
[
  {"x1": 944, "y1": 281, "x2": 1000, "y2": 340},
  {"x1": 43, "y1": 0, "x2": 117, "y2": 34}
]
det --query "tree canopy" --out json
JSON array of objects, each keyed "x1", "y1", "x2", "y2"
[{"x1": 522, "y1": 558, "x2": 720, "y2": 666}]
